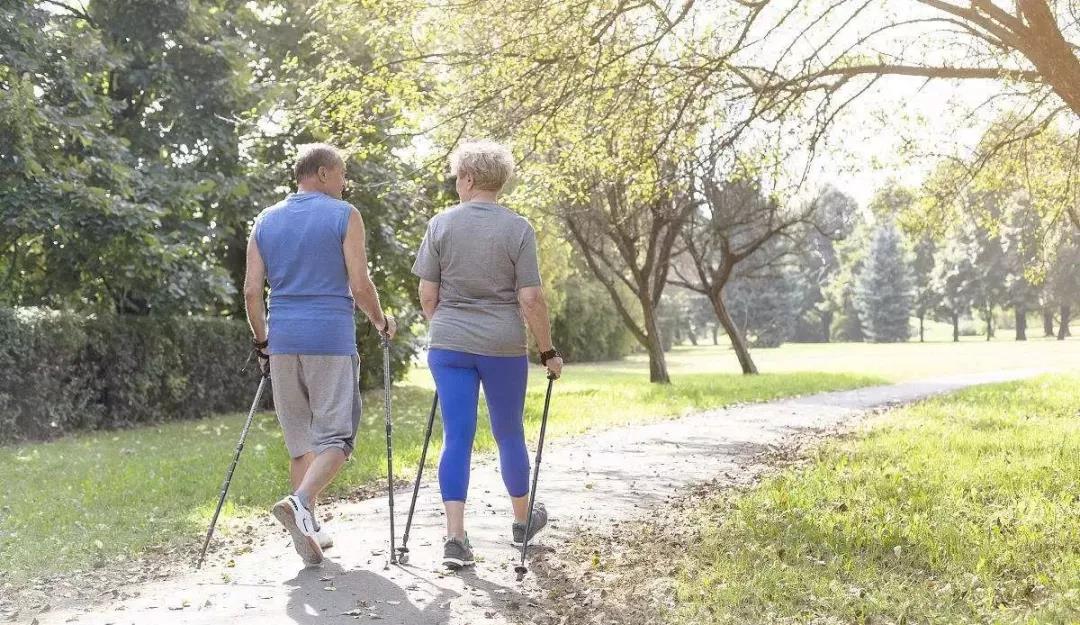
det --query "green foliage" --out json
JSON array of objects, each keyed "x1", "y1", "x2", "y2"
[
  {"x1": 673, "y1": 374, "x2": 1080, "y2": 624},
  {"x1": 854, "y1": 222, "x2": 914, "y2": 342},
  {"x1": 0, "y1": 1, "x2": 262, "y2": 313},
  {"x1": 792, "y1": 186, "x2": 859, "y2": 343},
  {"x1": 725, "y1": 269, "x2": 806, "y2": 348},
  {"x1": 550, "y1": 274, "x2": 636, "y2": 362},
  {"x1": 0, "y1": 309, "x2": 414, "y2": 443},
  {"x1": 0, "y1": 309, "x2": 255, "y2": 442}
]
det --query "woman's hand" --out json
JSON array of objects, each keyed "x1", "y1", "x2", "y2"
[{"x1": 546, "y1": 356, "x2": 563, "y2": 380}]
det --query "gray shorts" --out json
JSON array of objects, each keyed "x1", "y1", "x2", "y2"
[{"x1": 269, "y1": 354, "x2": 362, "y2": 459}]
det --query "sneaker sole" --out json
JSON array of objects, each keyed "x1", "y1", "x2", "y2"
[
  {"x1": 272, "y1": 500, "x2": 323, "y2": 566},
  {"x1": 443, "y1": 556, "x2": 475, "y2": 570}
]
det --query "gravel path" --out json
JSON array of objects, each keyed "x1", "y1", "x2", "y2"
[{"x1": 30, "y1": 368, "x2": 1045, "y2": 625}]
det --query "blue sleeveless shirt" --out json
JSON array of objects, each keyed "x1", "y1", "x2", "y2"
[{"x1": 253, "y1": 192, "x2": 356, "y2": 355}]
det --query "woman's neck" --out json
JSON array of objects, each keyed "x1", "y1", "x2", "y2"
[{"x1": 465, "y1": 190, "x2": 499, "y2": 204}]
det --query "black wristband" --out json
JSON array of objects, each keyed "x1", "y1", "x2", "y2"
[
  {"x1": 539, "y1": 348, "x2": 559, "y2": 366},
  {"x1": 252, "y1": 337, "x2": 269, "y2": 350}
]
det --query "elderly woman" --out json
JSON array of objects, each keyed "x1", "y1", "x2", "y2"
[{"x1": 411, "y1": 139, "x2": 564, "y2": 570}]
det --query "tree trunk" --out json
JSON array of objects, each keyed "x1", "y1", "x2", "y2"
[
  {"x1": 952, "y1": 312, "x2": 960, "y2": 343},
  {"x1": 687, "y1": 320, "x2": 698, "y2": 346},
  {"x1": 918, "y1": 313, "x2": 925, "y2": 343},
  {"x1": 820, "y1": 309, "x2": 833, "y2": 343},
  {"x1": 985, "y1": 306, "x2": 993, "y2": 341},
  {"x1": 711, "y1": 294, "x2": 758, "y2": 375},
  {"x1": 1059, "y1": 305, "x2": 1072, "y2": 341},
  {"x1": 1043, "y1": 306, "x2": 1056, "y2": 336},
  {"x1": 711, "y1": 323, "x2": 719, "y2": 345},
  {"x1": 642, "y1": 303, "x2": 670, "y2": 383},
  {"x1": 1015, "y1": 306, "x2": 1027, "y2": 341}
]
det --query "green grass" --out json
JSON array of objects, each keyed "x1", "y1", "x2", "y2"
[
  {"x1": 673, "y1": 334, "x2": 1080, "y2": 381},
  {"x1": 0, "y1": 347, "x2": 882, "y2": 584},
  {"x1": 674, "y1": 374, "x2": 1080, "y2": 625}
]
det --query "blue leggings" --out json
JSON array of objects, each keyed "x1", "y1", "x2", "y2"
[{"x1": 428, "y1": 348, "x2": 530, "y2": 502}]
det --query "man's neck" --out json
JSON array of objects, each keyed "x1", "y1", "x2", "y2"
[{"x1": 297, "y1": 183, "x2": 322, "y2": 195}]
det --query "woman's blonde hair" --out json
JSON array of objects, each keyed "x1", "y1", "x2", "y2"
[{"x1": 449, "y1": 140, "x2": 515, "y2": 192}]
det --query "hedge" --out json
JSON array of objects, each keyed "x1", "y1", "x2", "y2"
[{"x1": 0, "y1": 309, "x2": 414, "y2": 444}]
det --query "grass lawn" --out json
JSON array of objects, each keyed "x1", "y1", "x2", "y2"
[
  {"x1": 672, "y1": 373, "x2": 1080, "y2": 624},
  {"x1": 667, "y1": 334, "x2": 1080, "y2": 381},
  {"x1": 0, "y1": 346, "x2": 884, "y2": 585}
]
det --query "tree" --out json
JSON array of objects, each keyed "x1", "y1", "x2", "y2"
[
  {"x1": 854, "y1": 221, "x2": 914, "y2": 343},
  {"x1": 1045, "y1": 236, "x2": 1080, "y2": 340},
  {"x1": 966, "y1": 196, "x2": 1010, "y2": 340},
  {"x1": 749, "y1": 1, "x2": 1080, "y2": 117},
  {"x1": 671, "y1": 150, "x2": 815, "y2": 374},
  {"x1": 725, "y1": 257, "x2": 806, "y2": 349},
  {"x1": 823, "y1": 219, "x2": 873, "y2": 342},
  {"x1": 1000, "y1": 192, "x2": 1045, "y2": 340},
  {"x1": 931, "y1": 226, "x2": 979, "y2": 342},
  {"x1": 563, "y1": 156, "x2": 696, "y2": 384},
  {"x1": 0, "y1": 1, "x2": 238, "y2": 313},
  {"x1": 910, "y1": 234, "x2": 938, "y2": 342},
  {"x1": 793, "y1": 186, "x2": 859, "y2": 342},
  {"x1": 741, "y1": 0, "x2": 1080, "y2": 229}
]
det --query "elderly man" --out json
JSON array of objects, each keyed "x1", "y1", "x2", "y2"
[{"x1": 244, "y1": 143, "x2": 397, "y2": 566}]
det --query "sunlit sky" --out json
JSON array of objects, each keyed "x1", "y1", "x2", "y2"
[{"x1": 808, "y1": 75, "x2": 1004, "y2": 207}]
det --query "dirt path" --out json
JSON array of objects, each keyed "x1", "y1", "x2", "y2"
[{"x1": 25, "y1": 369, "x2": 1045, "y2": 625}]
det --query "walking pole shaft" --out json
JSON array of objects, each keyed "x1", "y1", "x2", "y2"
[
  {"x1": 398, "y1": 393, "x2": 438, "y2": 561},
  {"x1": 382, "y1": 336, "x2": 398, "y2": 565},
  {"x1": 197, "y1": 374, "x2": 268, "y2": 569},
  {"x1": 516, "y1": 375, "x2": 555, "y2": 577}
]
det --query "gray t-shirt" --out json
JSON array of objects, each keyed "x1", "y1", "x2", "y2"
[{"x1": 411, "y1": 201, "x2": 542, "y2": 357}]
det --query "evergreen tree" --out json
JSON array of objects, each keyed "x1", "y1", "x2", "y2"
[{"x1": 853, "y1": 221, "x2": 914, "y2": 342}]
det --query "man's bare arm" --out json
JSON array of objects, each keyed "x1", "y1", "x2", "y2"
[
  {"x1": 244, "y1": 236, "x2": 268, "y2": 343},
  {"x1": 343, "y1": 208, "x2": 397, "y2": 338}
]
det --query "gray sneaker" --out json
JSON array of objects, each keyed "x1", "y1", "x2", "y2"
[
  {"x1": 512, "y1": 503, "x2": 548, "y2": 546},
  {"x1": 443, "y1": 536, "x2": 475, "y2": 570}
]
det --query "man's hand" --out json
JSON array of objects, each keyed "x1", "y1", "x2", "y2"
[
  {"x1": 380, "y1": 315, "x2": 398, "y2": 341},
  {"x1": 255, "y1": 348, "x2": 270, "y2": 377}
]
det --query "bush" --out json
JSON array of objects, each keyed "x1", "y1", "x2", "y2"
[
  {"x1": 0, "y1": 309, "x2": 416, "y2": 443},
  {"x1": 549, "y1": 275, "x2": 636, "y2": 363}
]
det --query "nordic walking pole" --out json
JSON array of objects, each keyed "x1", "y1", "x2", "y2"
[
  {"x1": 396, "y1": 393, "x2": 438, "y2": 565},
  {"x1": 196, "y1": 369, "x2": 269, "y2": 569},
  {"x1": 381, "y1": 332, "x2": 398, "y2": 566},
  {"x1": 515, "y1": 373, "x2": 556, "y2": 580}
]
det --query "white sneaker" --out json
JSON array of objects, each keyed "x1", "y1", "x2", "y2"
[
  {"x1": 316, "y1": 526, "x2": 333, "y2": 550},
  {"x1": 271, "y1": 495, "x2": 323, "y2": 565}
]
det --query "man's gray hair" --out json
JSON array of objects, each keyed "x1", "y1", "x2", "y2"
[
  {"x1": 449, "y1": 140, "x2": 515, "y2": 192},
  {"x1": 294, "y1": 143, "x2": 345, "y2": 181}
]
